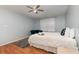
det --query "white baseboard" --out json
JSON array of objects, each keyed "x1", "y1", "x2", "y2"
[{"x1": 0, "y1": 35, "x2": 29, "y2": 46}]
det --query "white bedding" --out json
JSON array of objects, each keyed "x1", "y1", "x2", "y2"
[{"x1": 29, "y1": 32, "x2": 77, "y2": 48}]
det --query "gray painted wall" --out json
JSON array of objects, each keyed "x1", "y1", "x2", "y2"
[
  {"x1": 55, "y1": 15, "x2": 66, "y2": 32},
  {"x1": 32, "y1": 19, "x2": 40, "y2": 30},
  {"x1": 66, "y1": 6, "x2": 79, "y2": 47},
  {"x1": 0, "y1": 8, "x2": 34, "y2": 45}
]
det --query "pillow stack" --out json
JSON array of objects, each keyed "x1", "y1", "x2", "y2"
[
  {"x1": 69, "y1": 28, "x2": 75, "y2": 39},
  {"x1": 61, "y1": 27, "x2": 75, "y2": 39},
  {"x1": 64, "y1": 27, "x2": 70, "y2": 37}
]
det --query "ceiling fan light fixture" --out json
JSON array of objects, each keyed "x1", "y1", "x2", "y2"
[
  {"x1": 34, "y1": 9, "x2": 37, "y2": 13},
  {"x1": 27, "y1": 5, "x2": 44, "y2": 14}
]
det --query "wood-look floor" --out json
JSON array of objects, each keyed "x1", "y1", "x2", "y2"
[{"x1": 0, "y1": 43, "x2": 48, "y2": 54}]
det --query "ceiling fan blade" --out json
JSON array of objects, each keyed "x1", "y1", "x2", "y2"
[
  {"x1": 27, "y1": 6, "x2": 33, "y2": 9},
  {"x1": 35, "y1": 5, "x2": 40, "y2": 9},
  {"x1": 28, "y1": 10, "x2": 33, "y2": 12},
  {"x1": 38, "y1": 9, "x2": 44, "y2": 12}
]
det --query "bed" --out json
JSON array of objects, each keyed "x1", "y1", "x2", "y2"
[{"x1": 28, "y1": 32, "x2": 79, "y2": 54}]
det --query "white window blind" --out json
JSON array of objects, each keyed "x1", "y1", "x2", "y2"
[{"x1": 40, "y1": 18, "x2": 55, "y2": 32}]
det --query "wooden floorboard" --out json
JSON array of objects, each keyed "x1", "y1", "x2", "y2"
[{"x1": 0, "y1": 43, "x2": 48, "y2": 54}]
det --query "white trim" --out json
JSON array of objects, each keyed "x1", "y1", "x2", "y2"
[{"x1": 0, "y1": 35, "x2": 29, "y2": 46}]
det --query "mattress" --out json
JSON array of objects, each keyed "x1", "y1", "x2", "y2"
[
  {"x1": 28, "y1": 32, "x2": 78, "y2": 53},
  {"x1": 30, "y1": 43, "x2": 79, "y2": 54}
]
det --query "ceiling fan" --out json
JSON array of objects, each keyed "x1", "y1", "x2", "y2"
[{"x1": 27, "y1": 5, "x2": 44, "y2": 14}]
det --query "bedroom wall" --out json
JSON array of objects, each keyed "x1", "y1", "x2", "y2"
[
  {"x1": 0, "y1": 8, "x2": 34, "y2": 45},
  {"x1": 55, "y1": 15, "x2": 66, "y2": 32},
  {"x1": 66, "y1": 5, "x2": 79, "y2": 47},
  {"x1": 32, "y1": 19, "x2": 40, "y2": 30}
]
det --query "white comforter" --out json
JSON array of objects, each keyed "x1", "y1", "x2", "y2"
[{"x1": 28, "y1": 32, "x2": 77, "y2": 48}]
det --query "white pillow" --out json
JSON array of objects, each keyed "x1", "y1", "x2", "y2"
[
  {"x1": 64, "y1": 27, "x2": 70, "y2": 37},
  {"x1": 69, "y1": 28, "x2": 75, "y2": 39}
]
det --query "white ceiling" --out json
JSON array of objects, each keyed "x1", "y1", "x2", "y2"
[{"x1": 0, "y1": 5, "x2": 69, "y2": 19}]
